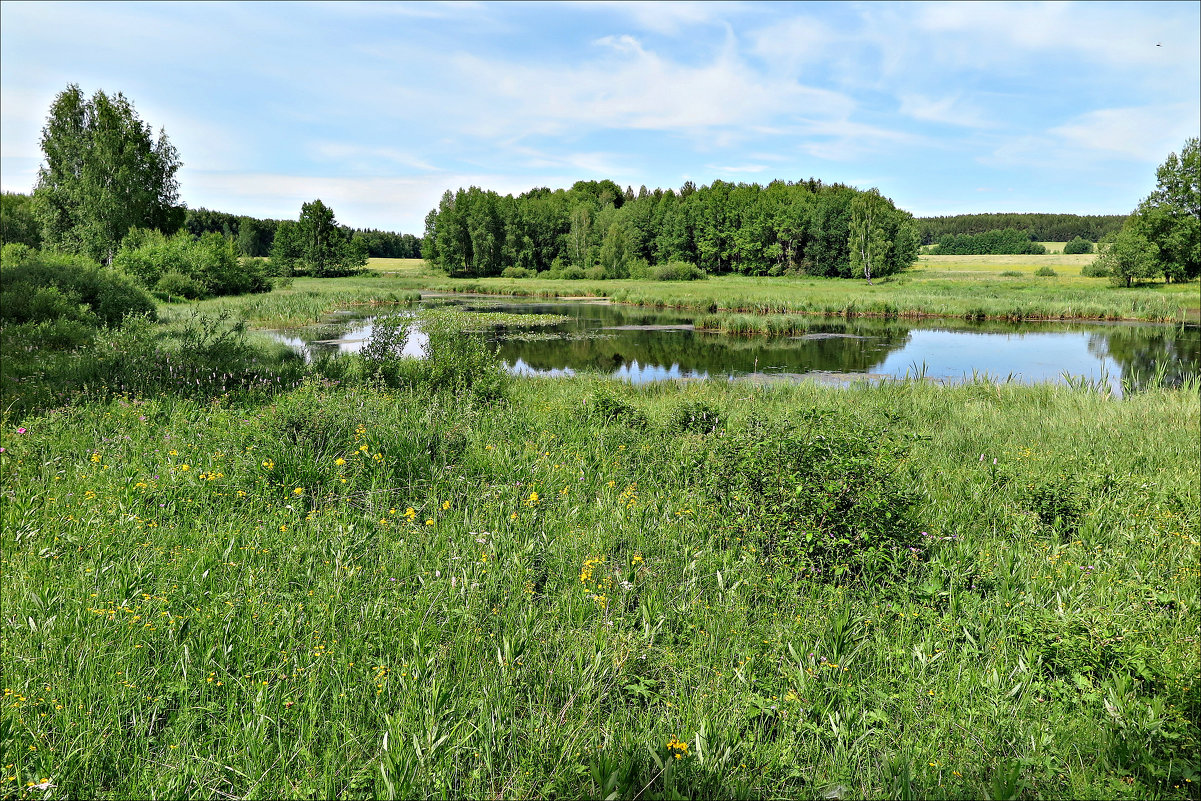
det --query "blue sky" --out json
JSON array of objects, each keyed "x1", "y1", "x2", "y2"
[{"x1": 2, "y1": 1, "x2": 1198, "y2": 233}]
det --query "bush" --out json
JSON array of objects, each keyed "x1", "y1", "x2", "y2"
[
  {"x1": 113, "y1": 229, "x2": 271, "y2": 298},
  {"x1": 154, "y1": 271, "x2": 207, "y2": 301},
  {"x1": 931, "y1": 229, "x2": 1047, "y2": 255},
  {"x1": 651, "y1": 261, "x2": 706, "y2": 281},
  {"x1": 667, "y1": 399, "x2": 724, "y2": 435},
  {"x1": 1081, "y1": 260, "x2": 1111, "y2": 278},
  {"x1": 1034, "y1": 266, "x2": 1057, "y2": 277},
  {"x1": 1063, "y1": 236, "x2": 1094, "y2": 255},
  {"x1": 587, "y1": 387, "x2": 648, "y2": 428},
  {"x1": 627, "y1": 258, "x2": 652, "y2": 280},
  {"x1": 559, "y1": 265, "x2": 586, "y2": 280},
  {"x1": 711, "y1": 411, "x2": 921, "y2": 581},
  {"x1": 1000, "y1": 270, "x2": 1024, "y2": 277},
  {"x1": 584, "y1": 266, "x2": 607, "y2": 281},
  {"x1": 501, "y1": 266, "x2": 535, "y2": 279},
  {"x1": 1, "y1": 247, "x2": 155, "y2": 329}
]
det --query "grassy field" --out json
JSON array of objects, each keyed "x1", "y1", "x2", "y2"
[
  {"x1": 1, "y1": 294, "x2": 1199, "y2": 799},
  {"x1": 361, "y1": 258, "x2": 1199, "y2": 323}
]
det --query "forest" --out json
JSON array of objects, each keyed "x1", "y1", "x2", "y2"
[
  {"x1": 422, "y1": 179, "x2": 920, "y2": 280},
  {"x1": 916, "y1": 212, "x2": 1126, "y2": 244}
]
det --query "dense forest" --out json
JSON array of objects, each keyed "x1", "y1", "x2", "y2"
[
  {"x1": 0, "y1": 193, "x2": 420, "y2": 260},
  {"x1": 422, "y1": 179, "x2": 919, "y2": 280},
  {"x1": 916, "y1": 212, "x2": 1126, "y2": 244},
  {"x1": 930, "y1": 228, "x2": 1049, "y2": 256},
  {"x1": 182, "y1": 207, "x2": 421, "y2": 259}
]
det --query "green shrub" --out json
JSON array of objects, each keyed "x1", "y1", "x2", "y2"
[
  {"x1": 1063, "y1": 236, "x2": 1094, "y2": 255},
  {"x1": 1081, "y1": 260, "x2": 1111, "y2": 277},
  {"x1": 154, "y1": 271, "x2": 207, "y2": 301},
  {"x1": 1000, "y1": 270, "x2": 1024, "y2": 277},
  {"x1": 587, "y1": 387, "x2": 648, "y2": 428},
  {"x1": 627, "y1": 257, "x2": 652, "y2": 280},
  {"x1": 559, "y1": 265, "x2": 586, "y2": 280},
  {"x1": 501, "y1": 266, "x2": 535, "y2": 279},
  {"x1": 1034, "y1": 266, "x2": 1057, "y2": 277},
  {"x1": 667, "y1": 399, "x2": 724, "y2": 434},
  {"x1": 712, "y1": 411, "x2": 921, "y2": 581},
  {"x1": 651, "y1": 261, "x2": 706, "y2": 281},
  {"x1": 0, "y1": 247, "x2": 155, "y2": 328},
  {"x1": 113, "y1": 229, "x2": 271, "y2": 298},
  {"x1": 584, "y1": 266, "x2": 607, "y2": 280}
]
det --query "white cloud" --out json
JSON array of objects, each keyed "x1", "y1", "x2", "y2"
[
  {"x1": 898, "y1": 94, "x2": 992, "y2": 128},
  {"x1": 1049, "y1": 104, "x2": 1199, "y2": 161}
]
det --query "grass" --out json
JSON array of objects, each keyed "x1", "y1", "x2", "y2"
[
  {"x1": 398, "y1": 259, "x2": 1197, "y2": 323},
  {"x1": 1, "y1": 302, "x2": 1198, "y2": 798}
]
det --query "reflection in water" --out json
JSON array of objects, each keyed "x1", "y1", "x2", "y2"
[{"x1": 265, "y1": 296, "x2": 1199, "y2": 390}]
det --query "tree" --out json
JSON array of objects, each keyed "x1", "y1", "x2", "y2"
[
  {"x1": 1062, "y1": 236, "x2": 1093, "y2": 255},
  {"x1": 1130, "y1": 138, "x2": 1199, "y2": 282},
  {"x1": 33, "y1": 84, "x2": 182, "y2": 263},
  {"x1": 1095, "y1": 228, "x2": 1160, "y2": 287},
  {"x1": 296, "y1": 199, "x2": 366, "y2": 277},
  {"x1": 848, "y1": 189, "x2": 889, "y2": 283},
  {"x1": 1, "y1": 192, "x2": 41, "y2": 248}
]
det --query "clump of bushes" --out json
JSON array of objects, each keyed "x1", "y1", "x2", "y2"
[
  {"x1": 932, "y1": 228, "x2": 1047, "y2": 255},
  {"x1": 501, "y1": 266, "x2": 535, "y2": 279},
  {"x1": 1035, "y1": 266, "x2": 1058, "y2": 277},
  {"x1": 1000, "y1": 270, "x2": 1024, "y2": 277},
  {"x1": 651, "y1": 261, "x2": 707, "y2": 281},
  {"x1": 1, "y1": 244, "x2": 155, "y2": 330},
  {"x1": 710, "y1": 410, "x2": 921, "y2": 581},
  {"x1": 1063, "y1": 236, "x2": 1094, "y2": 255},
  {"x1": 1081, "y1": 260, "x2": 1111, "y2": 277},
  {"x1": 113, "y1": 228, "x2": 270, "y2": 299}
]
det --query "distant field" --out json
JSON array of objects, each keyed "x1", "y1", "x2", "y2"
[{"x1": 368, "y1": 258, "x2": 1197, "y2": 323}]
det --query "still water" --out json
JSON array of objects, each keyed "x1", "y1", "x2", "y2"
[{"x1": 269, "y1": 295, "x2": 1200, "y2": 392}]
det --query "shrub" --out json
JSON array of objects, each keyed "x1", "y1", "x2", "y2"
[
  {"x1": 667, "y1": 399, "x2": 724, "y2": 435},
  {"x1": 1000, "y1": 270, "x2": 1024, "y2": 277},
  {"x1": 651, "y1": 261, "x2": 707, "y2": 281},
  {"x1": 584, "y1": 266, "x2": 607, "y2": 280},
  {"x1": 113, "y1": 229, "x2": 271, "y2": 298},
  {"x1": 1063, "y1": 236, "x2": 1094, "y2": 255},
  {"x1": 711, "y1": 411, "x2": 921, "y2": 581},
  {"x1": 501, "y1": 266, "x2": 535, "y2": 279},
  {"x1": 587, "y1": 387, "x2": 648, "y2": 428},
  {"x1": 154, "y1": 271, "x2": 207, "y2": 301},
  {"x1": 1034, "y1": 266, "x2": 1057, "y2": 277},
  {"x1": 0, "y1": 247, "x2": 155, "y2": 328},
  {"x1": 1081, "y1": 260, "x2": 1111, "y2": 277},
  {"x1": 627, "y1": 258, "x2": 652, "y2": 280},
  {"x1": 559, "y1": 265, "x2": 586, "y2": 280}
]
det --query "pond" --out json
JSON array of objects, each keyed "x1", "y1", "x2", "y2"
[{"x1": 267, "y1": 295, "x2": 1201, "y2": 392}]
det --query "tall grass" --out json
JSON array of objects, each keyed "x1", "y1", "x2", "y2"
[{"x1": 1, "y1": 361, "x2": 1197, "y2": 799}]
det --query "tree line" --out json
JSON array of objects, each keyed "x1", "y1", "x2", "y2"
[
  {"x1": 182, "y1": 207, "x2": 421, "y2": 260},
  {"x1": 930, "y1": 228, "x2": 1048, "y2": 255},
  {"x1": 916, "y1": 213, "x2": 1126, "y2": 245},
  {"x1": 422, "y1": 179, "x2": 920, "y2": 281}
]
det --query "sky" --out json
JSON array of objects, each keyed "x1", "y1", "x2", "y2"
[{"x1": 2, "y1": 1, "x2": 1198, "y2": 233}]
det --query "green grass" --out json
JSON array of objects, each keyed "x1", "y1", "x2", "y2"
[
  {"x1": 403, "y1": 259, "x2": 1197, "y2": 323},
  {"x1": 1, "y1": 354, "x2": 1198, "y2": 798}
]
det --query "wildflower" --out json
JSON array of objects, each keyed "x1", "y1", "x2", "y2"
[
  {"x1": 15, "y1": 428, "x2": 27, "y2": 435},
  {"x1": 335, "y1": 458, "x2": 346, "y2": 466},
  {"x1": 261, "y1": 459, "x2": 274, "y2": 470},
  {"x1": 292, "y1": 487, "x2": 304, "y2": 496},
  {"x1": 666, "y1": 735, "x2": 689, "y2": 759}
]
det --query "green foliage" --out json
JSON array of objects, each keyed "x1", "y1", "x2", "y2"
[
  {"x1": 1129, "y1": 138, "x2": 1200, "y2": 282},
  {"x1": 1096, "y1": 228, "x2": 1161, "y2": 287},
  {"x1": 112, "y1": 229, "x2": 270, "y2": 298},
  {"x1": 1080, "y1": 260, "x2": 1111, "y2": 278},
  {"x1": 0, "y1": 192, "x2": 41, "y2": 248},
  {"x1": 1034, "y1": 266, "x2": 1057, "y2": 277},
  {"x1": 32, "y1": 84, "x2": 182, "y2": 262},
  {"x1": 1062, "y1": 236, "x2": 1094, "y2": 255},
  {"x1": 931, "y1": 228, "x2": 1047, "y2": 255},
  {"x1": 1, "y1": 245, "x2": 155, "y2": 329},
  {"x1": 712, "y1": 411, "x2": 921, "y2": 581},
  {"x1": 587, "y1": 387, "x2": 649, "y2": 428},
  {"x1": 501, "y1": 266, "x2": 535, "y2": 279},
  {"x1": 651, "y1": 260, "x2": 706, "y2": 281},
  {"x1": 917, "y1": 213, "x2": 1125, "y2": 245},
  {"x1": 423, "y1": 179, "x2": 917, "y2": 280},
  {"x1": 296, "y1": 199, "x2": 367, "y2": 277}
]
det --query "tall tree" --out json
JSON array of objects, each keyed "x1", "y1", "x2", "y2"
[
  {"x1": 33, "y1": 84, "x2": 182, "y2": 263},
  {"x1": 297, "y1": 199, "x2": 365, "y2": 277},
  {"x1": 848, "y1": 188, "x2": 889, "y2": 283},
  {"x1": 1130, "y1": 137, "x2": 1200, "y2": 282}
]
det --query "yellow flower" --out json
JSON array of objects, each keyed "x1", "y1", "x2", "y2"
[
  {"x1": 90, "y1": 452, "x2": 101, "y2": 463},
  {"x1": 442, "y1": 500, "x2": 450, "y2": 510},
  {"x1": 261, "y1": 459, "x2": 274, "y2": 470},
  {"x1": 292, "y1": 487, "x2": 304, "y2": 496},
  {"x1": 335, "y1": 458, "x2": 346, "y2": 466}
]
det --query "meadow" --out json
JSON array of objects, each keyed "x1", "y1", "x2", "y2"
[
  {"x1": 1, "y1": 290, "x2": 1198, "y2": 799},
  {"x1": 367, "y1": 258, "x2": 1200, "y2": 324}
]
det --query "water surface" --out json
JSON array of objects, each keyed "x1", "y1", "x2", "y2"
[{"x1": 268, "y1": 295, "x2": 1200, "y2": 392}]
